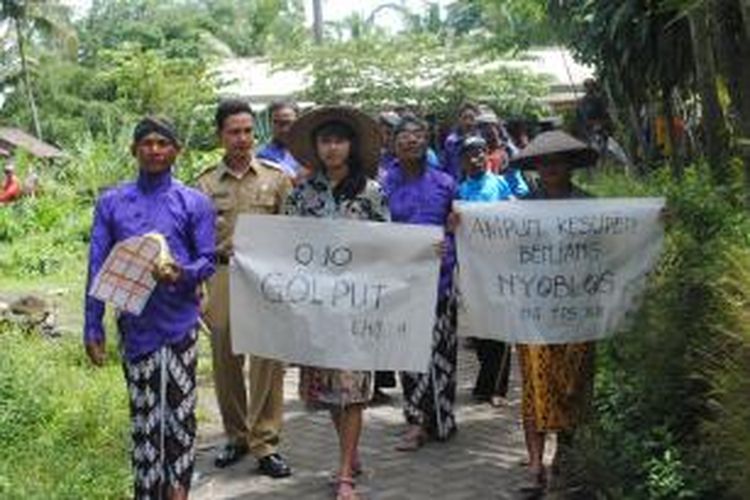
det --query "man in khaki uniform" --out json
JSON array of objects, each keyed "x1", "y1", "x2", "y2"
[{"x1": 197, "y1": 99, "x2": 293, "y2": 478}]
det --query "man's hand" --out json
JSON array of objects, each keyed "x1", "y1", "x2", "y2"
[
  {"x1": 152, "y1": 262, "x2": 182, "y2": 285},
  {"x1": 85, "y1": 340, "x2": 106, "y2": 367},
  {"x1": 660, "y1": 206, "x2": 673, "y2": 226},
  {"x1": 433, "y1": 239, "x2": 447, "y2": 259},
  {"x1": 446, "y1": 212, "x2": 461, "y2": 233}
]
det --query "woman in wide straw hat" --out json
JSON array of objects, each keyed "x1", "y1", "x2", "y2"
[
  {"x1": 511, "y1": 130, "x2": 598, "y2": 198},
  {"x1": 510, "y1": 130, "x2": 599, "y2": 494},
  {"x1": 283, "y1": 105, "x2": 388, "y2": 500}
]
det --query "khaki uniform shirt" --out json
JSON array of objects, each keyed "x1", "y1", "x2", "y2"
[{"x1": 196, "y1": 158, "x2": 293, "y2": 260}]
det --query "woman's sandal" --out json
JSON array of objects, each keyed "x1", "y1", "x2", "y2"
[
  {"x1": 334, "y1": 476, "x2": 360, "y2": 500},
  {"x1": 518, "y1": 466, "x2": 547, "y2": 494},
  {"x1": 328, "y1": 457, "x2": 363, "y2": 484},
  {"x1": 395, "y1": 426, "x2": 428, "y2": 452},
  {"x1": 489, "y1": 395, "x2": 507, "y2": 408}
]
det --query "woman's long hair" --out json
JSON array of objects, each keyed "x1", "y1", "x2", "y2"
[{"x1": 312, "y1": 120, "x2": 367, "y2": 202}]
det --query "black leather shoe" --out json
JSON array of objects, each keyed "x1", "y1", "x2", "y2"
[
  {"x1": 370, "y1": 388, "x2": 392, "y2": 406},
  {"x1": 257, "y1": 453, "x2": 292, "y2": 478},
  {"x1": 214, "y1": 442, "x2": 248, "y2": 468}
]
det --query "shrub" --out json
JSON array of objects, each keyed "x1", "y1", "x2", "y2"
[{"x1": 573, "y1": 165, "x2": 750, "y2": 498}]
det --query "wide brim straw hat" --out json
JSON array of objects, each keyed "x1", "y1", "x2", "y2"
[
  {"x1": 510, "y1": 130, "x2": 598, "y2": 170},
  {"x1": 287, "y1": 106, "x2": 381, "y2": 178}
]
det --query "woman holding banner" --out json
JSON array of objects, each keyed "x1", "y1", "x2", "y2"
[
  {"x1": 383, "y1": 115, "x2": 459, "y2": 451},
  {"x1": 283, "y1": 106, "x2": 389, "y2": 500},
  {"x1": 509, "y1": 131, "x2": 599, "y2": 494}
]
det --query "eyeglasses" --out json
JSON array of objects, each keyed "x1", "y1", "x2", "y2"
[{"x1": 395, "y1": 130, "x2": 426, "y2": 141}]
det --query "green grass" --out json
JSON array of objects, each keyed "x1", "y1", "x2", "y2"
[
  {"x1": 0, "y1": 328, "x2": 131, "y2": 499},
  {"x1": 0, "y1": 160, "x2": 132, "y2": 497}
]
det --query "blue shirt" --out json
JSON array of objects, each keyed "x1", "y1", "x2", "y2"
[
  {"x1": 257, "y1": 141, "x2": 301, "y2": 177},
  {"x1": 457, "y1": 171, "x2": 513, "y2": 202},
  {"x1": 502, "y1": 168, "x2": 530, "y2": 198},
  {"x1": 84, "y1": 168, "x2": 216, "y2": 360},
  {"x1": 426, "y1": 148, "x2": 441, "y2": 170}
]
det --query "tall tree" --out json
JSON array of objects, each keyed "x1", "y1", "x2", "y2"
[
  {"x1": 312, "y1": 0, "x2": 323, "y2": 44},
  {"x1": 1, "y1": 0, "x2": 75, "y2": 139},
  {"x1": 551, "y1": 1, "x2": 702, "y2": 172},
  {"x1": 81, "y1": 1, "x2": 305, "y2": 60},
  {"x1": 742, "y1": 0, "x2": 750, "y2": 35},
  {"x1": 713, "y1": 0, "x2": 750, "y2": 196},
  {"x1": 689, "y1": 2, "x2": 730, "y2": 180},
  {"x1": 447, "y1": 0, "x2": 554, "y2": 52}
]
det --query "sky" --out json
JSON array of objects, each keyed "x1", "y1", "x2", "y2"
[{"x1": 62, "y1": 0, "x2": 454, "y2": 29}]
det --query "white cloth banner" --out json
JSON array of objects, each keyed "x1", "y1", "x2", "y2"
[
  {"x1": 230, "y1": 215, "x2": 442, "y2": 371},
  {"x1": 455, "y1": 198, "x2": 665, "y2": 344}
]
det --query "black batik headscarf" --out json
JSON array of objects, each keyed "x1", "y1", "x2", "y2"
[{"x1": 133, "y1": 116, "x2": 180, "y2": 146}]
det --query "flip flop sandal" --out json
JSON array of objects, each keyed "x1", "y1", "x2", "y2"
[
  {"x1": 395, "y1": 429, "x2": 428, "y2": 452},
  {"x1": 490, "y1": 395, "x2": 508, "y2": 407},
  {"x1": 518, "y1": 467, "x2": 547, "y2": 493},
  {"x1": 328, "y1": 460, "x2": 364, "y2": 485},
  {"x1": 334, "y1": 477, "x2": 361, "y2": 500}
]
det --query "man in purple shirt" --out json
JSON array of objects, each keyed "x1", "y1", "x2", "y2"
[
  {"x1": 257, "y1": 101, "x2": 303, "y2": 178},
  {"x1": 440, "y1": 102, "x2": 480, "y2": 179},
  {"x1": 84, "y1": 116, "x2": 216, "y2": 500}
]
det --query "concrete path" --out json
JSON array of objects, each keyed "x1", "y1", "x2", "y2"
[{"x1": 192, "y1": 345, "x2": 535, "y2": 500}]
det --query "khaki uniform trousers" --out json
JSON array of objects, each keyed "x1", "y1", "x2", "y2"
[{"x1": 204, "y1": 265, "x2": 284, "y2": 459}]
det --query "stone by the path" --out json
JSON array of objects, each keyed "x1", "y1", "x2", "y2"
[
  {"x1": 1, "y1": 294, "x2": 59, "y2": 336},
  {"x1": 10, "y1": 295, "x2": 48, "y2": 317}
]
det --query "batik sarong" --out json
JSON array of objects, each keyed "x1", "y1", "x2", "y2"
[
  {"x1": 299, "y1": 367, "x2": 372, "y2": 409},
  {"x1": 517, "y1": 342, "x2": 595, "y2": 432},
  {"x1": 401, "y1": 294, "x2": 458, "y2": 440},
  {"x1": 123, "y1": 331, "x2": 198, "y2": 500}
]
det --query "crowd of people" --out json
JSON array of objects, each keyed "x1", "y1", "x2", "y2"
[{"x1": 84, "y1": 98, "x2": 604, "y2": 500}]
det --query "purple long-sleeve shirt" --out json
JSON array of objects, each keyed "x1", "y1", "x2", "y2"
[
  {"x1": 84, "y1": 168, "x2": 217, "y2": 361},
  {"x1": 383, "y1": 161, "x2": 456, "y2": 298}
]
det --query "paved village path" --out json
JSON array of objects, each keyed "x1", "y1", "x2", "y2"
[{"x1": 191, "y1": 345, "x2": 540, "y2": 500}]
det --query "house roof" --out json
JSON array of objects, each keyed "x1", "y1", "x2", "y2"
[
  {"x1": 0, "y1": 127, "x2": 67, "y2": 159},
  {"x1": 216, "y1": 58, "x2": 312, "y2": 108},
  {"x1": 216, "y1": 48, "x2": 594, "y2": 108}
]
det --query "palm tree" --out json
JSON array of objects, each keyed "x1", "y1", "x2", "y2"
[
  {"x1": 312, "y1": 0, "x2": 323, "y2": 44},
  {"x1": 1, "y1": 0, "x2": 76, "y2": 140}
]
